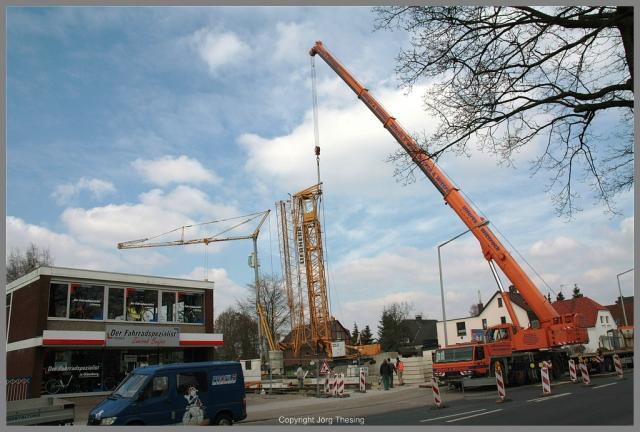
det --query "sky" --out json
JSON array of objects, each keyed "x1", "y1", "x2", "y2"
[{"x1": 6, "y1": 6, "x2": 634, "y2": 335}]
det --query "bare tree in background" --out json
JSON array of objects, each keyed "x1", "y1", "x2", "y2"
[
  {"x1": 6, "y1": 243, "x2": 53, "y2": 283},
  {"x1": 214, "y1": 306, "x2": 259, "y2": 360},
  {"x1": 374, "y1": 6, "x2": 633, "y2": 218},
  {"x1": 238, "y1": 274, "x2": 290, "y2": 343}
]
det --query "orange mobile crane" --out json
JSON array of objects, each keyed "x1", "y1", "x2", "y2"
[{"x1": 310, "y1": 41, "x2": 588, "y2": 385}]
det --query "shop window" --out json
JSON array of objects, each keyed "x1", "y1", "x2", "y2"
[
  {"x1": 69, "y1": 284, "x2": 104, "y2": 320},
  {"x1": 177, "y1": 371, "x2": 208, "y2": 396},
  {"x1": 108, "y1": 288, "x2": 125, "y2": 320},
  {"x1": 177, "y1": 292, "x2": 203, "y2": 324},
  {"x1": 161, "y1": 292, "x2": 177, "y2": 322},
  {"x1": 126, "y1": 288, "x2": 158, "y2": 322},
  {"x1": 48, "y1": 283, "x2": 69, "y2": 318}
]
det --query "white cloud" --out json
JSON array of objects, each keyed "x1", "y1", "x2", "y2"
[
  {"x1": 131, "y1": 155, "x2": 221, "y2": 186},
  {"x1": 6, "y1": 216, "x2": 168, "y2": 273},
  {"x1": 191, "y1": 28, "x2": 250, "y2": 73},
  {"x1": 273, "y1": 22, "x2": 308, "y2": 62},
  {"x1": 239, "y1": 83, "x2": 438, "y2": 201},
  {"x1": 52, "y1": 177, "x2": 116, "y2": 205}
]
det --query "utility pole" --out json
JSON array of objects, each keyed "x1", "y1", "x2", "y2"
[
  {"x1": 616, "y1": 268, "x2": 633, "y2": 326},
  {"x1": 438, "y1": 228, "x2": 471, "y2": 347}
]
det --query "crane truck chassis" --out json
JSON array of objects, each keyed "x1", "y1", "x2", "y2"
[{"x1": 309, "y1": 40, "x2": 590, "y2": 387}]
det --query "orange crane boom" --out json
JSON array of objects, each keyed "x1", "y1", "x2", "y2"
[{"x1": 310, "y1": 41, "x2": 587, "y2": 350}]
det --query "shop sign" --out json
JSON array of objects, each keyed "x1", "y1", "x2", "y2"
[{"x1": 106, "y1": 324, "x2": 180, "y2": 347}]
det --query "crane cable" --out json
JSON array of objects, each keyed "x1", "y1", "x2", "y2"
[{"x1": 435, "y1": 160, "x2": 557, "y2": 297}]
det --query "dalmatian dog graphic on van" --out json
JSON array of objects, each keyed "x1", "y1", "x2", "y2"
[{"x1": 182, "y1": 386, "x2": 205, "y2": 425}]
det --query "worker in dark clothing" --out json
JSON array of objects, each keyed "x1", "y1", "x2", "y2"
[
  {"x1": 379, "y1": 359, "x2": 390, "y2": 390},
  {"x1": 388, "y1": 358, "x2": 396, "y2": 388}
]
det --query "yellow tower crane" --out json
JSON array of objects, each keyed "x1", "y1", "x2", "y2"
[{"x1": 116, "y1": 210, "x2": 283, "y2": 358}]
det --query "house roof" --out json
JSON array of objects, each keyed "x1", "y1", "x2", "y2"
[
  {"x1": 605, "y1": 296, "x2": 634, "y2": 326},
  {"x1": 552, "y1": 297, "x2": 608, "y2": 328},
  {"x1": 281, "y1": 318, "x2": 350, "y2": 344}
]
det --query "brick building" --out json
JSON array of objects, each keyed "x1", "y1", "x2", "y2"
[{"x1": 6, "y1": 266, "x2": 222, "y2": 398}]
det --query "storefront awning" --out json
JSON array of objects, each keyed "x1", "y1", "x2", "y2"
[{"x1": 41, "y1": 330, "x2": 223, "y2": 347}]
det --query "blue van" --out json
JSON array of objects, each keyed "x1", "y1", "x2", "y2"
[{"x1": 87, "y1": 361, "x2": 246, "y2": 426}]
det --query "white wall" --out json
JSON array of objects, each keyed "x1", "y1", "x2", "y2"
[
  {"x1": 584, "y1": 310, "x2": 617, "y2": 353},
  {"x1": 436, "y1": 293, "x2": 531, "y2": 347}
]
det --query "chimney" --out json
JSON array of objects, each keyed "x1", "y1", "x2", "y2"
[{"x1": 476, "y1": 302, "x2": 483, "y2": 315}]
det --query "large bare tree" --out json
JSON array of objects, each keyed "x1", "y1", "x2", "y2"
[
  {"x1": 238, "y1": 274, "x2": 290, "y2": 344},
  {"x1": 6, "y1": 243, "x2": 53, "y2": 283},
  {"x1": 374, "y1": 6, "x2": 633, "y2": 217}
]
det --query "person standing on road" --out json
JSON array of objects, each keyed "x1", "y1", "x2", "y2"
[
  {"x1": 388, "y1": 358, "x2": 396, "y2": 388},
  {"x1": 296, "y1": 365, "x2": 305, "y2": 390},
  {"x1": 379, "y1": 359, "x2": 390, "y2": 390},
  {"x1": 396, "y1": 357, "x2": 404, "y2": 386}
]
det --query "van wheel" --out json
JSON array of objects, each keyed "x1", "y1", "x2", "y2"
[{"x1": 213, "y1": 413, "x2": 233, "y2": 426}]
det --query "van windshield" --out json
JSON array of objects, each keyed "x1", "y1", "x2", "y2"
[{"x1": 113, "y1": 373, "x2": 149, "y2": 398}]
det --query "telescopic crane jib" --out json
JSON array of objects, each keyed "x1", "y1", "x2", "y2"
[{"x1": 309, "y1": 41, "x2": 588, "y2": 353}]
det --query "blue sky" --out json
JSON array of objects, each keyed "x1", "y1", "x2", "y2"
[{"x1": 6, "y1": 7, "x2": 634, "y2": 332}]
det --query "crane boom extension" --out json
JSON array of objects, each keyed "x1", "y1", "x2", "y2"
[{"x1": 310, "y1": 41, "x2": 579, "y2": 336}]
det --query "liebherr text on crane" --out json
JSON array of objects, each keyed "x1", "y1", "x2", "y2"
[{"x1": 310, "y1": 41, "x2": 589, "y2": 386}]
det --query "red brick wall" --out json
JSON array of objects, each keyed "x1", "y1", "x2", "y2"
[
  {"x1": 205, "y1": 289, "x2": 214, "y2": 333},
  {"x1": 7, "y1": 347, "x2": 44, "y2": 398},
  {"x1": 8, "y1": 276, "x2": 50, "y2": 344}
]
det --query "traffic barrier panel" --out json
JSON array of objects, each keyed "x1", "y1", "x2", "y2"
[
  {"x1": 338, "y1": 374, "x2": 345, "y2": 397},
  {"x1": 331, "y1": 374, "x2": 338, "y2": 397},
  {"x1": 431, "y1": 377, "x2": 443, "y2": 409},
  {"x1": 614, "y1": 355, "x2": 624, "y2": 379},
  {"x1": 324, "y1": 376, "x2": 330, "y2": 396},
  {"x1": 580, "y1": 362, "x2": 591, "y2": 386},
  {"x1": 359, "y1": 367, "x2": 367, "y2": 393},
  {"x1": 568, "y1": 359, "x2": 577, "y2": 383},
  {"x1": 541, "y1": 366, "x2": 552, "y2": 396},
  {"x1": 495, "y1": 362, "x2": 507, "y2": 402}
]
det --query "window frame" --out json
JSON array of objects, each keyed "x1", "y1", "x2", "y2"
[
  {"x1": 456, "y1": 321, "x2": 467, "y2": 337},
  {"x1": 47, "y1": 280, "x2": 205, "y2": 325},
  {"x1": 497, "y1": 298, "x2": 503, "y2": 308}
]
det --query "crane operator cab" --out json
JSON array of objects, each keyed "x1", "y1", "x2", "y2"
[{"x1": 486, "y1": 325, "x2": 520, "y2": 342}]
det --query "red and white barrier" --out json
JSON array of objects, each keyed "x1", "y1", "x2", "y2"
[
  {"x1": 614, "y1": 354, "x2": 623, "y2": 378},
  {"x1": 495, "y1": 365, "x2": 506, "y2": 402},
  {"x1": 541, "y1": 365, "x2": 552, "y2": 396},
  {"x1": 568, "y1": 359, "x2": 577, "y2": 383},
  {"x1": 431, "y1": 377, "x2": 442, "y2": 408},
  {"x1": 324, "y1": 376, "x2": 330, "y2": 396},
  {"x1": 331, "y1": 374, "x2": 338, "y2": 396},
  {"x1": 579, "y1": 362, "x2": 591, "y2": 385},
  {"x1": 359, "y1": 367, "x2": 367, "y2": 392},
  {"x1": 337, "y1": 374, "x2": 345, "y2": 397}
]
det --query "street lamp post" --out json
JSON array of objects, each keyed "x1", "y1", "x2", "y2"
[
  {"x1": 616, "y1": 268, "x2": 633, "y2": 326},
  {"x1": 438, "y1": 228, "x2": 472, "y2": 347}
]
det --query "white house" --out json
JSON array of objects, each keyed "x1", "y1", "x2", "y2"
[
  {"x1": 552, "y1": 297, "x2": 617, "y2": 353},
  {"x1": 436, "y1": 290, "x2": 535, "y2": 347}
]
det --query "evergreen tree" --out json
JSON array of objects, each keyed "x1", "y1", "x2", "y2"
[
  {"x1": 360, "y1": 325, "x2": 374, "y2": 344},
  {"x1": 377, "y1": 302, "x2": 411, "y2": 352},
  {"x1": 546, "y1": 293, "x2": 552, "y2": 302},
  {"x1": 351, "y1": 322, "x2": 360, "y2": 345},
  {"x1": 572, "y1": 284, "x2": 584, "y2": 299},
  {"x1": 556, "y1": 291, "x2": 566, "y2": 301}
]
